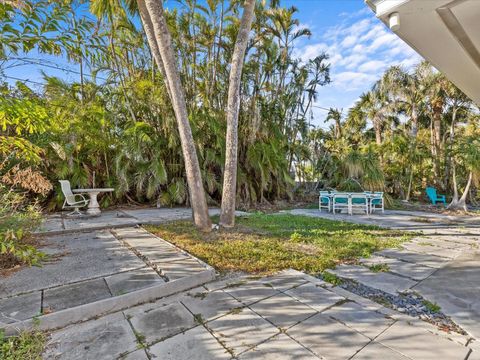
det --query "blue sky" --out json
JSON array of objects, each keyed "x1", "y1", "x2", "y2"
[
  {"x1": 284, "y1": 0, "x2": 423, "y2": 125},
  {"x1": 4, "y1": 0, "x2": 423, "y2": 127}
]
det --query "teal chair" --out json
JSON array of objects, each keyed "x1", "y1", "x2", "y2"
[
  {"x1": 370, "y1": 192, "x2": 384, "y2": 213},
  {"x1": 319, "y1": 191, "x2": 331, "y2": 212},
  {"x1": 426, "y1": 187, "x2": 446, "y2": 205},
  {"x1": 332, "y1": 193, "x2": 350, "y2": 214}
]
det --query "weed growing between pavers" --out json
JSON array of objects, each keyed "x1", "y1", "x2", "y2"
[
  {"x1": 321, "y1": 272, "x2": 343, "y2": 286},
  {"x1": 368, "y1": 263, "x2": 390, "y2": 273},
  {"x1": 422, "y1": 299, "x2": 441, "y2": 313},
  {"x1": 133, "y1": 330, "x2": 147, "y2": 349},
  {"x1": 146, "y1": 214, "x2": 412, "y2": 275},
  {"x1": 0, "y1": 328, "x2": 47, "y2": 360}
]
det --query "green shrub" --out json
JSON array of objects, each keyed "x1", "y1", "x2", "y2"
[{"x1": 0, "y1": 189, "x2": 45, "y2": 269}]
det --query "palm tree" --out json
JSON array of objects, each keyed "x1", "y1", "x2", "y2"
[
  {"x1": 220, "y1": 0, "x2": 256, "y2": 228},
  {"x1": 448, "y1": 135, "x2": 480, "y2": 210},
  {"x1": 325, "y1": 108, "x2": 342, "y2": 139},
  {"x1": 357, "y1": 90, "x2": 389, "y2": 146}
]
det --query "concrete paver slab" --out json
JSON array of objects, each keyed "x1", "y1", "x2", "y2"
[
  {"x1": 322, "y1": 301, "x2": 394, "y2": 339},
  {"x1": 128, "y1": 302, "x2": 196, "y2": 344},
  {"x1": 376, "y1": 321, "x2": 470, "y2": 360},
  {"x1": 0, "y1": 291, "x2": 41, "y2": 323},
  {"x1": 43, "y1": 312, "x2": 137, "y2": 360},
  {"x1": 207, "y1": 307, "x2": 279, "y2": 356},
  {"x1": 377, "y1": 249, "x2": 450, "y2": 268},
  {"x1": 222, "y1": 281, "x2": 280, "y2": 305},
  {"x1": 159, "y1": 259, "x2": 208, "y2": 281},
  {"x1": 414, "y1": 250, "x2": 480, "y2": 339},
  {"x1": 287, "y1": 312, "x2": 370, "y2": 360},
  {"x1": 360, "y1": 255, "x2": 436, "y2": 281},
  {"x1": 402, "y1": 242, "x2": 462, "y2": 259},
  {"x1": 255, "y1": 270, "x2": 309, "y2": 291},
  {"x1": 181, "y1": 289, "x2": 242, "y2": 321},
  {"x1": 238, "y1": 333, "x2": 318, "y2": 360},
  {"x1": 43, "y1": 278, "x2": 112, "y2": 312},
  {"x1": 329, "y1": 265, "x2": 417, "y2": 295},
  {"x1": 352, "y1": 341, "x2": 410, "y2": 359},
  {"x1": 148, "y1": 325, "x2": 231, "y2": 360},
  {"x1": 249, "y1": 293, "x2": 317, "y2": 329},
  {"x1": 410, "y1": 238, "x2": 472, "y2": 251},
  {"x1": 104, "y1": 267, "x2": 165, "y2": 296},
  {"x1": 284, "y1": 283, "x2": 345, "y2": 312},
  {"x1": 63, "y1": 212, "x2": 137, "y2": 231}
]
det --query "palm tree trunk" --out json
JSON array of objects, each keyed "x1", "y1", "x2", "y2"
[
  {"x1": 141, "y1": 0, "x2": 211, "y2": 231},
  {"x1": 447, "y1": 163, "x2": 459, "y2": 209},
  {"x1": 219, "y1": 0, "x2": 256, "y2": 228},
  {"x1": 457, "y1": 172, "x2": 473, "y2": 211},
  {"x1": 405, "y1": 167, "x2": 414, "y2": 202},
  {"x1": 137, "y1": 0, "x2": 171, "y2": 97}
]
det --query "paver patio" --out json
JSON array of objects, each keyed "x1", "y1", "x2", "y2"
[
  {"x1": 42, "y1": 270, "x2": 475, "y2": 359},
  {"x1": 3, "y1": 207, "x2": 480, "y2": 359}
]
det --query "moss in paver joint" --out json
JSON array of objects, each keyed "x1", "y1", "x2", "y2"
[
  {"x1": 132, "y1": 330, "x2": 147, "y2": 349},
  {"x1": 190, "y1": 292, "x2": 207, "y2": 300},
  {"x1": 229, "y1": 307, "x2": 244, "y2": 315},
  {"x1": 194, "y1": 313, "x2": 205, "y2": 324},
  {"x1": 224, "y1": 280, "x2": 247, "y2": 288},
  {"x1": 417, "y1": 242, "x2": 433, "y2": 246},
  {"x1": 368, "y1": 263, "x2": 390, "y2": 273}
]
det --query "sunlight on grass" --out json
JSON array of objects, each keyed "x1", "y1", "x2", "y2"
[{"x1": 146, "y1": 214, "x2": 412, "y2": 275}]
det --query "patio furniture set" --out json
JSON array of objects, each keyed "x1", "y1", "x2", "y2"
[
  {"x1": 319, "y1": 190, "x2": 384, "y2": 215},
  {"x1": 59, "y1": 180, "x2": 113, "y2": 216}
]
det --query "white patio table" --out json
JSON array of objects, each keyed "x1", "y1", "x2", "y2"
[{"x1": 72, "y1": 188, "x2": 114, "y2": 216}]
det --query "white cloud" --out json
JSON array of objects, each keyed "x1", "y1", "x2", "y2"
[
  {"x1": 368, "y1": 32, "x2": 398, "y2": 52},
  {"x1": 341, "y1": 35, "x2": 357, "y2": 48},
  {"x1": 334, "y1": 71, "x2": 378, "y2": 90},
  {"x1": 292, "y1": 7, "x2": 425, "y2": 115},
  {"x1": 358, "y1": 60, "x2": 386, "y2": 73}
]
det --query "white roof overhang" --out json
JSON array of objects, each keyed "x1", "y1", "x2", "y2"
[{"x1": 366, "y1": 0, "x2": 480, "y2": 105}]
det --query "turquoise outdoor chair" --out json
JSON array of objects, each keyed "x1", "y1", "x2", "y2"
[
  {"x1": 426, "y1": 187, "x2": 446, "y2": 205},
  {"x1": 370, "y1": 192, "x2": 384, "y2": 213},
  {"x1": 319, "y1": 191, "x2": 331, "y2": 212}
]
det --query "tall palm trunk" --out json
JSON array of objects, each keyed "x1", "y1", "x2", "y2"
[
  {"x1": 432, "y1": 100, "x2": 443, "y2": 186},
  {"x1": 137, "y1": 0, "x2": 171, "y2": 97},
  {"x1": 141, "y1": 0, "x2": 211, "y2": 231},
  {"x1": 220, "y1": 0, "x2": 256, "y2": 228}
]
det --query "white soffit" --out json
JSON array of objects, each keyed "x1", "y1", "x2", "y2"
[{"x1": 367, "y1": 0, "x2": 480, "y2": 105}]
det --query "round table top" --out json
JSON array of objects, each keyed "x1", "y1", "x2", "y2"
[{"x1": 73, "y1": 188, "x2": 114, "y2": 193}]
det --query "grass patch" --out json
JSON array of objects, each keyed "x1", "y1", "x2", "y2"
[
  {"x1": 146, "y1": 213, "x2": 411, "y2": 275},
  {"x1": 0, "y1": 329, "x2": 46, "y2": 360},
  {"x1": 422, "y1": 299, "x2": 441, "y2": 313},
  {"x1": 368, "y1": 263, "x2": 390, "y2": 273}
]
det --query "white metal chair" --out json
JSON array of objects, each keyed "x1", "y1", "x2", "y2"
[
  {"x1": 350, "y1": 193, "x2": 369, "y2": 215},
  {"x1": 59, "y1": 180, "x2": 89, "y2": 216},
  {"x1": 319, "y1": 191, "x2": 331, "y2": 212},
  {"x1": 370, "y1": 192, "x2": 384, "y2": 213},
  {"x1": 332, "y1": 193, "x2": 350, "y2": 214}
]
